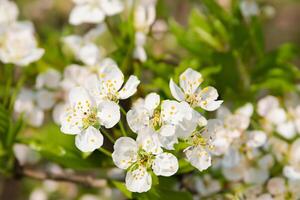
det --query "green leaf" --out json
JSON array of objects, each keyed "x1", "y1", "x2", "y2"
[{"x1": 134, "y1": 187, "x2": 193, "y2": 200}]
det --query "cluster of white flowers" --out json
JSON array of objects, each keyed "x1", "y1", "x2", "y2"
[{"x1": 0, "y1": 0, "x2": 44, "y2": 66}]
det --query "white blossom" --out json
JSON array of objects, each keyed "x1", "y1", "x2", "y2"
[
  {"x1": 69, "y1": 0, "x2": 124, "y2": 25},
  {"x1": 112, "y1": 129, "x2": 178, "y2": 193},
  {"x1": 170, "y1": 68, "x2": 223, "y2": 111},
  {"x1": 0, "y1": 22, "x2": 44, "y2": 66},
  {"x1": 60, "y1": 86, "x2": 120, "y2": 152},
  {"x1": 0, "y1": 0, "x2": 18, "y2": 26}
]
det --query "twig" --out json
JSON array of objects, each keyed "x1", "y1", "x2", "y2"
[{"x1": 19, "y1": 167, "x2": 107, "y2": 188}]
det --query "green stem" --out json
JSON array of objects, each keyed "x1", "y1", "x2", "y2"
[
  {"x1": 3, "y1": 65, "x2": 13, "y2": 107},
  {"x1": 9, "y1": 72, "x2": 26, "y2": 113},
  {"x1": 120, "y1": 106, "x2": 127, "y2": 116},
  {"x1": 118, "y1": 120, "x2": 127, "y2": 137},
  {"x1": 104, "y1": 18, "x2": 120, "y2": 47},
  {"x1": 98, "y1": 147, "x2": 112, "y2": 157},
  {"x1": 100, "y1": 128, "x2": 115, "y2": 143},
  {"x1": 233, "y1": 51, "x2": 250, "y2": 91}
]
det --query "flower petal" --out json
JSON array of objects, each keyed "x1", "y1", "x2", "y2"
[
  {"x1": 118, "y1": 75, "x2": 140, "y2": 99},
  {"x1": 144, "y1": 92, "x2": 160, "y2": 113},
  {"x1": 69, "y1": 5, "x2": 105, "y2": 25},
  {"x1": 75, "y1": 126, "x2": 104, "y2": 152},
  {"x1": 97, "y1": 101, "x2": 120, "y2": 129},
  {"x1": 169, "y1": 79, "x2": 185, "y2": 102},
  {"x1": 152, "y1": 153, "x2": 178, "y2": 176},
  {"x1": 179, "y1": 68, "x2": 203, "y2": 94},
  {"x1": 112, "y1": 137, "x2": 138, "y2": 169},
  {"x1": 184, "y1": 146, "x2": 211, "y2": 171},
  {"x1": 125, "y1": 166, "x2": 152, "y2": 193}
]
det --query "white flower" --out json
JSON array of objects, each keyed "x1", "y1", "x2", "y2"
[
  {"x1": 0, "y1": 0, "x2": 18, "y2": 26},
  {"x1": 112, "y1": 131, "x2": 178, "y2": 193},
  {"x1": 36, "y1": 89, "x2": 57, "y2": 110},
  {"x1": 258, "y1": 95, "x2": 300, "y2": 139},
  {"x1": 170, "y1": 68, "x2": 223, "y2": 111},
  {"x1": 14, "y1": 88, "x2": 44, "y2": 127},
  {"x1": 85, "y1": 63, "x2": 140, "y2": 104},
  {"x1": 194, "y1": 175, "x2": 221, "y2": 197},
  {"x1": 240, "y1": 0, "x2": 259, "y2": 19},
  {"x1": 60, "y1": 86, "x2": 120, "y2": 152},
  {"x1": 69, "y1": 0, "x2": 124, "y2": 25},
  {"x1": 267, "y1": 177, "x2": 286, "y2": 195},
  {"x1": 36, "y1": 69, "x2": 61, "y2": 90},
  {"x1": 217, "y1": 103, "x2": 253, "y2": 139},
  {"x1": 0, "y1": 22, "x2": 44, "y2": 66},
  {"x1": 63, "y1": 35, "x2": 104, "y2": 66},
  {"x1": 127, "y1": 93, "x2": 194, "y2": 149},
  {"x1": 246, "y1": 130, "x2": 267, "y2": 148}
]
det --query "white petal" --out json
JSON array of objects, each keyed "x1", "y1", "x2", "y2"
[
  {"x1": 276, "y1": 121, "x2": 296, "y2": 139},
  {"x1": 236, "y1": 103, "x2": 253, "y2": 117},
  {"x1": 152, "y1": 153, "x2": 178, "y2": 176},
  {"x1": 75, "y1": 126, "x2": 103, "y2": 152},
  {"x1": 97, "y1": 101, "x2": 120, "y2": 128},
  {"x1": 283, "y1": 166, "x2": 300, "y2": 180},
  {"x1": 179, "y1": 68, "x2": 203, "y2": 94},
  {"x1": 169, "y1": 79, "x2": 185, "y2": 101},
  {"x1": 266, "y1": 108, "x2": 286, "y2": 125},
  {"x1": 257, "y1": 95, "x2": 279, "y2": 117},
  {"x1": 69, "y1": 86, "x2": 95, "y2": 108},
  {"x1": 133, "y1": 46, "x2": 147, "y2": 62},
  {"x1": 157, "y1": 134, "x2": 178, "y2": 150},
  {"x1": 27, "y1": 107, "x2": 44, "y2": 127},
  {"x1": 52, "y1": 103, "x2": 67, "y2": 125},
  {"x1": 125, "y1": 166, "x2": 152, "y2": 193},
  {"x1": 78, "y1": 43, "x2": 101, "y2": 66},
  {"x1": 243, "y1": 167, "x2": 269, "y2": 184},
  {"x1": 126, "y1": 107, "x2": 149, "y2": 133},
  {"x1": 161, "y1": 100, "x2": 191, "y2": 125},
  {"x1": 198, "y1": 87, "x2": 222, "y2": 111},
  {"x1": 118, "y1": 75, "x2": 140, "y2": 99},
  {"x1": 98, "y1": 63, "x2": 124, "y2": 93},
  {"x1": 246, "y1": 130, "x2": 267, "y2": 148},
  {"x1": 144, "y1": 92, "x2": 160, "y2": 113},
  {"x1": 159, "y1": 124, "x2": 176, "y2": 136},
  {"x1": 36, "y1": 90, "x2": 56, "y2": 110},
  {"x1": 184, "y1": 146, "x2": 211, "y2": 171},
  {"x1": 36, "y1": 69, "x2": 61, "y2": 89},
  {"x1": 100, "y1": 0, "x2": 124, "y2": 16},
  {"x1": 136, "y1": 128, "x2": 162, "y2": 155},
  {"x1": 69, "y1": 5, "x2": 105, "y2": 25},
  {"x1": 112, "y1": 137, "x2": 138, "y2": 169}
]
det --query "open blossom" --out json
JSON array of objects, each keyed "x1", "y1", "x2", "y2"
[
  {"x1": 112, "y1": 128, "x2": 178, "y2": 193},
  {"x1": 183, "y1": 119, "x2": 220, "y2": 171},
  {"x1": 84, "y1": 62, "x2": 140, "y2": 108},
  {"x1": 170, "y1": 68, "x2": 223, "y2": 111},
  {"x1": 14, "y1": 88, "x2": 44, "y2": 127},
  {"x1": 0, "y1": 22, "x2": 44, "y2": 66},
  {"x1": 217, "y1": 103, "x2": 253, "y2": 139},
  {"x1": 60, "y1": 87, "x2": 120, "y2": 152},
  {"x1": 69, "y1": 0, "x2": 124, "y2": 25},
  {"x1": 63, "y1": 35, "x2": 104, "y2": 66},
  {"x1": 126, "y1": 92, "x2": 194, "y2": 149},
  {"x1": 0, "y1": 0, "x2": 18, "y2": 26},
  {"x1": 258, "y1": 95, "x2": 300, "y2": 139}
]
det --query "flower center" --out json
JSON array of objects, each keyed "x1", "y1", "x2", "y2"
[
  {"x1": 185, "y1": 94, "x2": 199, "y2": 107},
  {"x1": 82, "y1": 109, "x2": 98, "y2": 129},
  {"x1": 150, "y1": 110, "x2": 162, "y2": 130},
  {"x1": 137, "y1": 149, "x2": 154, "y2": 169}
]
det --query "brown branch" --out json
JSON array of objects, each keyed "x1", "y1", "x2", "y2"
[{"x1": 19, "y1": 167, "x2": 107, "y2": 188}]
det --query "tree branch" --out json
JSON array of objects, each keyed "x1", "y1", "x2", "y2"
[{"x1": 19, "y1": 167, "x2": 107, "y2": 188}]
